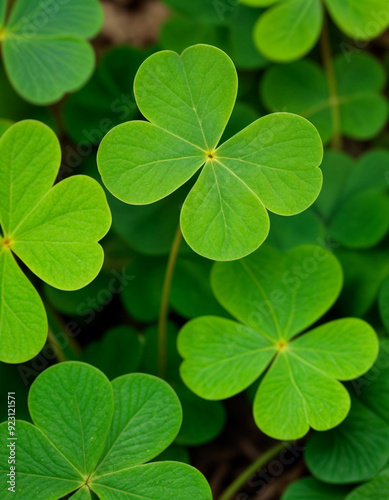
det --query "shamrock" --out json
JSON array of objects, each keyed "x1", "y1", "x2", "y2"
[
  {"x1": 282, "y1": 477, "x2": 351, "y2": 500},
  {"x1": 0, "y1": 0, "x2": 103, "y2": 104},
  {"x1": 0, "y1": 362, "x2": 212, "y2": 499},
  {"x1": 178, "y1": 244, "x2": 378, "y2": 439},
  {"x1": 261, "y1": 54, "x2": 389, "y2": 146},
  {"x1": 98, "y1": 44, "x2": 323, "y2": 261},
  {"x1": 241, "y1": 0, "x2": 389, "y2": 62},
  {"x1": 160, "y1": 2, "x2": 268, "y2": 70},
  {"x1": 0, "y1": 120, "x2": 111, "y2": 363},
  {"x1": 282, "y1": 471, "x2": 389, "y2": 500},
  {"x1": 314, "y1": 150, "x2": 389, "y2": 249},
  {"x1": 305, "y1": 339, "x2": 389, "y2": 484}
]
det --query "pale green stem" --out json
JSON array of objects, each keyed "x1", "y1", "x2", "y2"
[
  {"x1": 218, "y1": 442, "x2": 289, "y2": 500},
  {"x1": 47, "y1": 328, "x2": 68, "y2": 363}
]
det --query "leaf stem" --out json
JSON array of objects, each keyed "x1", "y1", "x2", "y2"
[
  {"x1": 47, "y1": 328, "x2": 68, "y2": 363},
  {"x1": 46, "y1": 305, "x2": 82, "y2": 359},
  {"x1": 158, "y1": 224, "x2": 182, "y2": 379},
  {"x1": 218, "y1": 441, "x2": 288, "y2": 500},
  {"x1": 320, "y1": 12, "x2": 342, "y2": 150}
]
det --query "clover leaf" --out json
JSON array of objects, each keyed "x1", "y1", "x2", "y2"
[
  {"x1": 0, "y1": 0, "x2": 103, "y2": 104},
  {"x1": 282, "y1": 477, "x2": 351, "y2": 500},
  {"x1": 261, "y1": 54, "x2": 388, "y2": 145},
  {"x1": 284, "y1": 469, "x2": 389, "y2": 500},
  {"x1": 0, "y1": 120, "x2": 111, "y2": 363},
  {"x1": 242, "y1": 0, "x2": 389, "y2": 62},
  {"x1": 162, "y1": 0, "x2": 237, "y2": 25},
  {"x1": 0, "y1": 362, "x2": 212, "y2": 499},
  {"x1": 305, "y1": 339, "x2": 389, "y2": 483},
  {"x1": 251, "y1": 0, "x2": 323, "y2": 62},
  {"x1": 160, "y1": 4, "x2": 268, "y2": 70},
  {"x1": 178, "y1": 244, "x2": 378, "y2": 439},
  {"x1": 98, "y1": 44, "x2": 323, "y2": 261},
  {"x1": 105, "y1": 101, "x2": 261, "y2": 257},
  {"x1": 346, "y1": 469, "x2": 389, "y2": 500},
  {"x1": 314, "y1": 150, "x2": 389, "y2": 249},
  {"x1": 335, "y1": 247, "x2": 389, "y2": 317}
]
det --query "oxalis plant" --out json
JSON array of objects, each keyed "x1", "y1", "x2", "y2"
[
  {"x1": 0, "y1": 362, "x2": 212, "y2": 499},
  {"x1": 240, "y1": 0, "x2": 389, "y2": 62},
  {"x1": 261, "y1": 53, "x2": 389, "y2": 146},
  {"x1": 97, "y1": 44, "x2": 324, "y2": 262},
  {"x1": 0, "y1": 0, "x2": 103, "y2": 104},
  {"x1": 0, "y1": 120, "x2": 111, "y2": 363},
  {"x1": 178, "y1": 244, "x2": 378, "y2": 439}
]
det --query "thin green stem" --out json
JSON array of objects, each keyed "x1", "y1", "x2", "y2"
[
  {"x1": 320, "y1": 12, "x2": 342, "y2": 150},
  {"x1": 47, "y1": 328, "x2": 68, "y2": 363},
  {"x1": 218, "y1": 441, "x2": 288, "y2": 500},
  {"x1": 46, "y1": 305, "x2": 82, "y2": 358},
  {"x1": 158, "y1": 224, "x2": 182, "y2": 379}
]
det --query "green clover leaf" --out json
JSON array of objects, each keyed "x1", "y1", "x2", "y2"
[
  {"x1": 283, "y1": 469, "x2": 389, "y2": 500},
  {"x1": 105, "y1": 101, "x2": 261, "y2": 257},
  {"x1": 305, "y1": 339, "x2": 389, "y2": 483},
  {"x1": 261, "y1": 54, "x2": 388, "y2": 145},
  {"x1": 316, "y1": 150, "x2": 389, "y2": 317},
  {"x1": 0, "y1": 120, "x2": 111, "y2": 363},
  {"x1": 160, "y1": 4, "x2": 268, "y2": 70},
  {"x1": 282, "y1": 477, "x2": 351, "y2": 500},
  {"x1": 346, "y1": 469, "x2": 389, "y2": 500},
  {"x1": 336, "y1": 248, "x2": 389, "y2": 317},
  {"x1": 178, "y1": 245, "x2": 378, "y2": 440},
  {"x1": 162, "y1": 0, "x2": 237, "y2": 25},
  {"x1": 253, "y1": 0, "x2": 323, "y2": 63},
  {"x1": 0, "y1": 0, "x2": 103, "y2": 104},
  {"x1": 314, "y1": 150, "x2": 389, "y2": 249},
  {"x1": 98, "y1": 44, "x2": 323, "y2": 261},
  {"x1": 243, "y1": 0, "x2": 389, "y2": 62},
  {"x1": 0, "y1": 362, "x2": 212, "y2": 499}
]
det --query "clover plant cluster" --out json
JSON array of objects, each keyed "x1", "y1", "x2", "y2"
[
  {"x1": 240, "y1": 0, "x2": 389, "y2": 62},
  {"x1": 0, "y1": 1, "x2": 388, "y2": 499}
]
